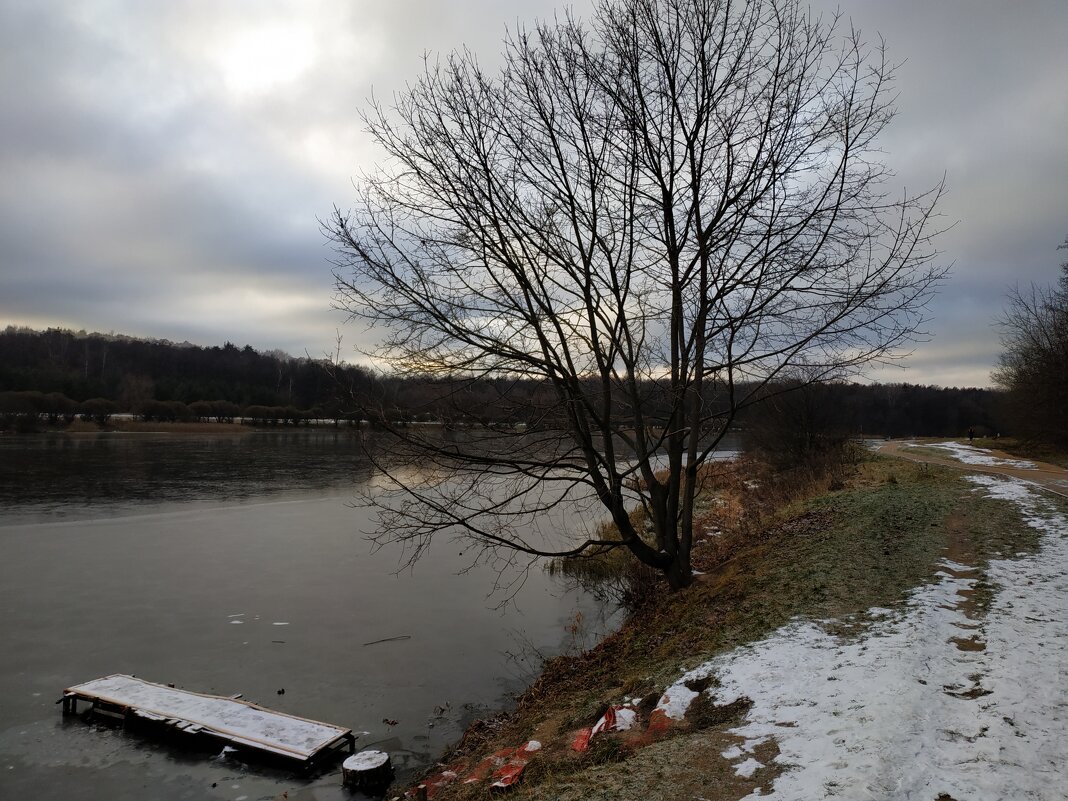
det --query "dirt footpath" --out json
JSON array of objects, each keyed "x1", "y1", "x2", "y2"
[{"x1": 879, "y1": 440, "x2": 1068, "y2": 498}]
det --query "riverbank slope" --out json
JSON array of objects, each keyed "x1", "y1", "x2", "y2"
[{"x1": 404, "y1": 443, "x2": 1068, "y2": 800}]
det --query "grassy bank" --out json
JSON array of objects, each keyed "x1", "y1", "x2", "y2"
[
  {"x1": 978, "y1": 436, "x2": 1068, "y2": 469},
  {"x1": 412, "y1": 452, "x2": 1049, "y2": 800}
]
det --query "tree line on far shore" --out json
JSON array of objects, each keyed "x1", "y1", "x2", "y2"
[
  {"x1": 2, "y1": 325, "x2": 1003, "y2": 437},
  {"x1": 0, "y1": 325, "x2": 373, "y2": 409}
]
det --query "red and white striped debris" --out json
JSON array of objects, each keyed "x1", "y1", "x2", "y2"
[
  {"x1": 461, "y1": 740, "x2": 541, "y2": 789},
  {"x1": 570, "y1": 704, "x2": 639, "y2": 753},
  {"x1": 490, "y1": 740, "x2": 541, "y2": 789},
  {"x1": 407, "y1": 770, "x2": 451, "y2": 799},
  {"x1": 410, "y1": 740, "x2": 542, "y2": 797}
]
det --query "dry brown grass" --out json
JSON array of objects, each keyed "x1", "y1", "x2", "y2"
[
  {"x1": 554, "y1": 446, "x2": 859, "y2": 604},
  {"x1": 688, "y1": 445, "x2": 860, "y2": 575}
]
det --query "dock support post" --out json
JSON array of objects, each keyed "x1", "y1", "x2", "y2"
[{"x1": 342, "y1": 751, "x2": 394, "y2": 793}]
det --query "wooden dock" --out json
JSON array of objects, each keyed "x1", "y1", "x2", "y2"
[{"x1": 63, "y1": 674, "x2": 355, "y2": 766}]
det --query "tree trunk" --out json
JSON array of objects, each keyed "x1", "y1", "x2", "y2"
[{"x1": 665, "y1": 554, "x2": 693, "y2": 591}]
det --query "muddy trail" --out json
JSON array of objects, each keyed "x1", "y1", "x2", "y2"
[{"x1": 879, "y1": 439, "x2": 1068, "y2": 498}]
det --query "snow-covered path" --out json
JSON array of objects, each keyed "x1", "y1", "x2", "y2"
[
  {"x1": 881, "y1": 440, "x2": 1068, "y2": 498},
  {"x1": 669, "y1": 475, "x2": 1068, "y2": 800}
]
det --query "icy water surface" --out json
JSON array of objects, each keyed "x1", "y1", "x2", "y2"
[{"x1": 0, "y1": 430, "x2": 619, "y2": 800}]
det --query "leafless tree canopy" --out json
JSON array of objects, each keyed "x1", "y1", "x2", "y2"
[
  {"x1": 993, "y1": 237, "x2": 1068, "y2": 447},
  {"x1": 328, "y1": 0, "x2": 946, "y2": 590}
]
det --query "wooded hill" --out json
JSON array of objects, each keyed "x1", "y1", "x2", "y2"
[
  {"x1": 0, "y1": 326, "x2": 372, "y2": 410},
  {"x1": 0, "y1": 326, "x2": 1003, "y2": 437}
]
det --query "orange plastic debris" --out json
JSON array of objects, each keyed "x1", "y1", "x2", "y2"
[
  {"x1": 570, "y1": 726, "x2": 593, "y2": 752},
  {"x1": 592, "y1": 706, "x2": 617, "y2": 735},
  {"x1": 572, "y1": 705, "x2": 631, "y2": 752},
  {"x1": 459, "y1": 741, "x2": 541, "y2": 789},
  {"x1": 489, "y1": 741, "x2": 541, "y2": 789},
  {"x1": 645, "y1": 707, "x2": 673, "y2": 736},
  {"x1": 408, "y1": 765, "x2": 464, "y2": 799},
  {"x1": 491, "y1": 760, "x2": 527, "y2": 787},
  {"x1": 464, "y1": 746, "x2": 515, "y2": 783}
]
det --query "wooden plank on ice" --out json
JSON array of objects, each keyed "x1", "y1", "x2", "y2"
[{"x1": 64, "y1": 674, "x2": 353, "y2": 763}]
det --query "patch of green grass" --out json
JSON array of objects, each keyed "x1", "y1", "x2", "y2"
[
  {"x1": 985, "y1": 437, "x2": 1068, "y2": 469},
  {"x1": 967, "y1": 486, "x2": 1045, "y2": 559},
  {"x1": 898, "y1": 443, "x2": 956, "y2": 461},
  {"x1": 786, "y1": 465, "x2": 958, "y2": 610},
  {"x1": 728, "y1": 460, "x2": 1045, "y2": 640}
]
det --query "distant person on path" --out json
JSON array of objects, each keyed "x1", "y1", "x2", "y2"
[{"x1": 968, "y1": 427, "x2": 975, "y2": 443}]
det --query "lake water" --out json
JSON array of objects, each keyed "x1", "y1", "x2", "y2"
[{"x1": 0, "y1": 430, "x2": 622, "y2": 801}]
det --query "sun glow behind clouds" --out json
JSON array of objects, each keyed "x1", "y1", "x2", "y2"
[
  {"x1": 5, "y1": 0, "x2": 1064, "y2": 380},
  {"x1": 212, "y1": 24, "x2": 316, "y2": 97}
]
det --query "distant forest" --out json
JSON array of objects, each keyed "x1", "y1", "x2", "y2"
[
  {"x1": 0, "y1": 326, "x2": 371, "y2": 409},
  {"x1": 0, "y1": 326, "x2": 1003, "y2": 437}
]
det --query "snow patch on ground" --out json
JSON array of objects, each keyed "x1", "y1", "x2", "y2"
[
  {"x1": 656, "y1": 661, "x2": 720, "y2": 720},
  {"x1": 655, "y1": 686, "x2": 699, "y2": 720},
  {"x1": 909, "y1": 441, "x2": 1038, "y2": 469},
  {"x1": 968, "y1": 473, "x2": 1034, "y2": 501},
  {"x1": 676, "y1": 474, "x2": 1068, "y2": 800},
  {"x1": 735, "y1": 757, "x2": 764, "y2": 778},
  {"x1": 613, "y1": 707, "x2": 638, "y2": 730}
]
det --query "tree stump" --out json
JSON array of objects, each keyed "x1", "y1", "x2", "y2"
[{"x1": 342, "y1": 750, "x2": 393, "y2": 793}]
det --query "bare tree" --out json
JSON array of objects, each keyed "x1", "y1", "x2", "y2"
[
  {"x1": 993, "y1": 237, "x2": 1068, "y2": 447},
  {"x1": 327, "y1": 0, "x2": 946, "y2": 590}
]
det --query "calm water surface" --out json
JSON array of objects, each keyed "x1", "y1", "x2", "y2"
[{"x1": 0, "y1": 430, "x2": 619, "y2": 800}]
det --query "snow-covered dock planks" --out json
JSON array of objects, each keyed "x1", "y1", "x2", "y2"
[{"x1": 62, "y1": 674, "x2": 355, "y2": 766}]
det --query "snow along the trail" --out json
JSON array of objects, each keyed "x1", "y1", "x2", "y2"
[
  {"x1": 906, "y1": 441, "x2": 1039, "y2": 469},
  {"x1": 670, "y1": 474, "x2": 1068, "y2": 800}
]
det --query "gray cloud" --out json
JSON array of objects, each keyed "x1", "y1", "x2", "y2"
[{"x1": 1, "y1": 0, "x2": 1065, "y2": 386}]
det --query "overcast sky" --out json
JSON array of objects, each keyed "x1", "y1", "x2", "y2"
[{"x1": 2, "y1": 1, "x2": 1065, "y2": 387}]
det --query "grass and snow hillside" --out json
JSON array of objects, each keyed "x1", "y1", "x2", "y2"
[{"x1": 412, "y1": 446, "x2": 1068, "y2": 801}]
